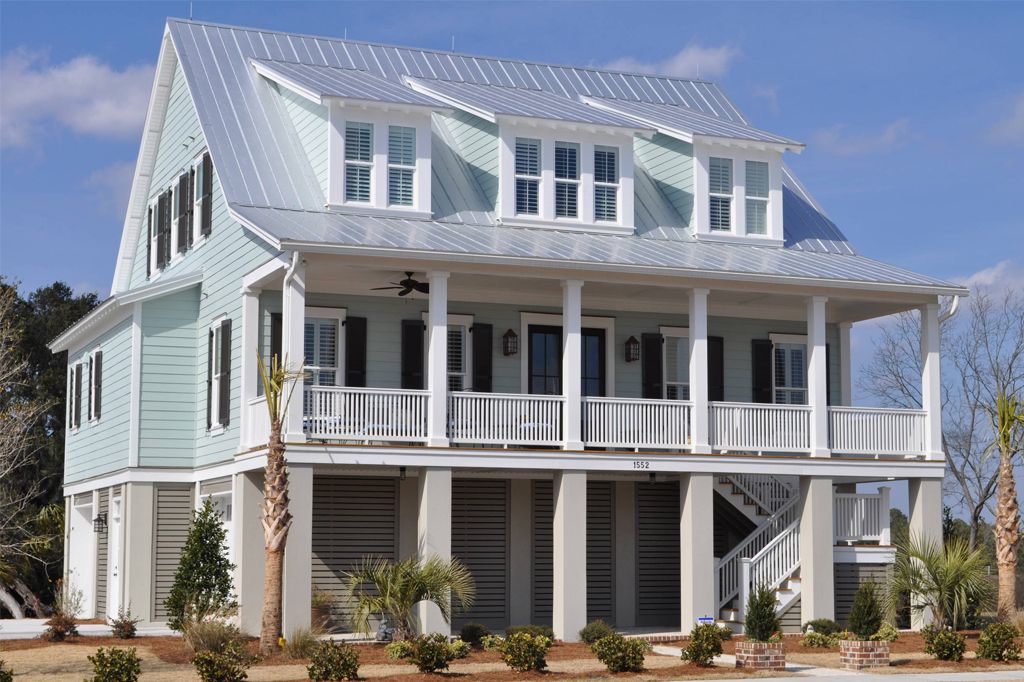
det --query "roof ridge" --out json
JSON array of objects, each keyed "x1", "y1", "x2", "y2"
[{"x1": 166, "y1": 17, "x2": 721, "y2": 87}]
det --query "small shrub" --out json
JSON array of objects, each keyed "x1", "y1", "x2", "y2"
[
  {"x1": 0, "y1": 659, "x2": 13, "y2": 682},
  {"x1": 505, "y1": 624, "x2": 555, "y2": 640},
  {"x1": 579, "y1": 619, "x2": 615, "y2": 644},
  {"x1": 680, "y1": 623, "x2": 722, "y2": 666},
  {"x1": 800, "y1": 631, "x2": 838, "y2": 648},
  {"x1": 85, "y1": 647, "x2": 141, "y2": 682},
  {"x1": 848, "y1": 582, "x2": 883, "y2": 640},
  {"x1": 493, "y1": 632, "x2": 552, "y2": 672},
  {"x1": 592, "y1": 634, "x2": 650, "y2": 673},
  {"x1": 109, "y1": 605, "x2": 141, "y2": 639},
  {"x1": 871, "y1": 622, "x2": 900, "y2": 642},
  {"x1": 183, "y1": 618, "x2": 243, "y2": 654},
  {"x1": 385, "y1": 633, "x2": 470, "y2": 673},
  {"x1": 920, "y1": 623, "x2": 937, "y2": 649},
  {"x1": 282, "y1": 626, "x2": 320, "y2": 659},
  {"x1": 744, "y1": 583, "x2": 781, "y2": 643},
  {"x1": 459, "y1": 622, "x2": 490, "y2": 647},
  {"x1": 927, "y1": 629, "x2": 966, "y2": 662},
  {"x1": 308, "y1": 640, "x2": 360, "y2": 681},
  {"x1": 977, "y1": 622, "x2": 1021, "y2": 661},
  {"x1": 193, "y1": 641, "x2": 254, "y2": 682},
  {"x1": 44, "y1": 579, "x2": 82, "y2": 641},
  {"x1": 802, "y1": 618, "x2": 842, "y2": 635}
]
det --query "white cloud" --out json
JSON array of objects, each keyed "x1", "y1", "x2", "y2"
[
  {"x1": 955, "y1": 259, "x2": 1024, "y2": 296},
  {"x1": 0, "y1": 49, "x2": 153, "y2": 148},
  {"x1": 84, "y1": 160, "x2": 136, "y2": 217},
  {"x1": 810, "y1": 118, "x2": 911, "y2": 157},
  {"x1": 987, "y1": 93, "x2": 1024, "y2": 146},
  {"x1": 604, "y1": 43, "x2": 740, "y2": 80},
  {"x1": 751, "y1": 85, "x2": 780, "y2": 114}
]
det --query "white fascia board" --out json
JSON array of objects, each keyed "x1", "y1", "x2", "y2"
[
  {"x1": 694, "y1": 134, "x2": 803, "y2": 155},
  {"x1": 495, "y1": 113, "x2": 653, "y2": 137},
  {"x1": 330, "y1": 95, "x2": 449, "y2": 116},
  {"x1": 227, "y1": 205, "x2": 283, "y2": 250},
  {"x1": 404, "y1": 77, "x2": 497, "y2": 122},
  {"x1": 250, "y1": 59, "x2": 321, "y2": 104}
]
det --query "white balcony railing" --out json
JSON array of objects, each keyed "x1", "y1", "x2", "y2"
[
  {"x1": 829, "y1": 406, "x2": 927, "y2": 457},
  {"x1": 739, "y1": 517, "x2": 801, "y2": 620},
  {"x1": 306, "y1": 386, "x2": 430, "y2": 443},
  {"x1": 582, "y1": 397, "x2": 692, "y2": 449},
  {"x1": 835, "y1": 489, "x2": 891, "y2": 544},
  {"x1": 709, "y1": 402, "x2": 811, "y2": 453},
  {"x1": 243, "y1": 396, "x2": 271, "y2": 448},
  {"x1": 448, "y1": 392, "x2": 563, "y2": 446}
]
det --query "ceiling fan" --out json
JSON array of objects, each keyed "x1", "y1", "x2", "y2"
[{"x1": 372, "y1": 271, "x2": 430, "y2": 296}]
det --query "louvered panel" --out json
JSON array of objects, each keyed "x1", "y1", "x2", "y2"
[
  {"x1": 636, "y1": 481, "x2": 679, "y2": 627},
  {"x1": 388, "y1": 168, "x2": 413, "y2": 206},
  {"x1": 388, "y1": 126, "x2": 416, "y2": 166},
  {"x1": 709, "y1": 157, "x2": 732, "y2": 194},
  {"x1": 312, "y1": 476, "x2": 399, "y2": 633},
  {"x1": 531, "y1": 480, "x2": 553, "y2": 625},
  {"x1": 594, "y1": 147, "x2": 618, "y2": 184},
  {"x1": 95, "y1": 487, "x2": 109, "y2": 618},
  {"x1": 345, "y1": 165, "x2": 370, "y2": 203},
  {"x1": 594, "y1": 185, "x2": 618, "y2": 222},
  {"x1": 153, "y1": 485, "x2": 193, "y2": 620},
  {"x1": 344, "y1": 122, "x2": 373, "y2": 161},
  {"x1": 452, "y1": 479, "x2": 509, "y2": 629},
  {"x1": 834, "y1": 563, "x2": 892, "y2": 628},
  {"x1": 514, "y1": 138, "x2": 540, "y2": 176},
  {"x1": 586, "y1": 481, "x2": 615, "y2": 623},
  {"x1": 554, "y1": 142, "x2": 579, "y2": 180}
]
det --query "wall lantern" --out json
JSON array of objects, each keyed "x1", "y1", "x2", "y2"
[
  {"x1": 624, "y1": 336, "x2": 641, "y2": 363},
  {"x1": 93, "y1": 513, "x2": 107, "y2": 533},
  {"x1": 502, "y1": 329, "x2": 519, "y2": 356}
]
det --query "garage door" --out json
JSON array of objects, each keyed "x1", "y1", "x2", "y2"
[
  {"x1": 636, "y1": 481, "x2": 680, "y2": 627},
  {"x1": 452, "y1": 479, "x2": 509, "y2": 630}
]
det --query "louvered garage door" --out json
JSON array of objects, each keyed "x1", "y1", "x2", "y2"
[
  {"x1": 312, "y1": 476, "x2": 399, "y2": 632},
  {"x1": 636, "y1": 481, "x2": 680, "y2": 627},
  {"x1": 153, "y1": 485, "x2": 193, "y2": 620},
  {"x1": 531, "y1": 480, "x2": 615, "y2": 625},
  {"x1": 453, "y1": 479, "x2": 509, "y2": 629}
]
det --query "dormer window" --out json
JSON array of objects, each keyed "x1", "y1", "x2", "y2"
[
  {"x1": 708, "y1": 157, "x2": 733, "y2": 232},
  {"x1": 387, "y1": 126, "x2": 416, "y2": 206},
  {"x1": 344, "y1": 121, "x2": 373, "y2": 203},
  {"x1": 514, "y1": 137, "x2": 541, "y2": 215},
  {"x1": 745, "y1": 161, "x2": 769, "y2": 235},
  {"x1": 554, "y1": 142, "x2": 579, "y2": 218},
  {"x1": 694, "y1": 145, "x2": 784, "y2": 244},
  {"x1": 594, "y1": 146, "x2": 619, "y2": 222}
]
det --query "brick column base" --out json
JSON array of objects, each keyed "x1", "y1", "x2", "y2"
[
  {"x1": 735, "y1": 641, "x2": 785, "y2": 671},
  {"x1": 839, "y1": 640, "x2": 890, "y2": 669}
]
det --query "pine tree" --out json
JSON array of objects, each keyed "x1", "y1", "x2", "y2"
[
  {"x1": 848, "y1": 581, "x2": 883, "y2": 640},
  {"x1": 165, "y1": 498, "x2": 236, "y2": 631}
]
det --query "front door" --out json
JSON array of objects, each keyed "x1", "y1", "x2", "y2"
[
  {"x1": 107, "y1": 496, "x2": 122, "y2": 618},
  {"x1": 527, "y1": 325, "x2": 606, "y2": 395}
]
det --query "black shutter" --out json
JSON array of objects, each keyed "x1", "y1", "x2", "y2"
[
  {"x1": 73, "y1": 363, "x2": 82, "y2": 429},
  {"x1": 269, "y1": 313, "x2": 282, "y2": 366},
  {"x1": 825, "y1": 343, "x2": 832, "y2": 406},
  {"x1": 146, "y1": 207, "x2": 152, "y2": 278},
  {"x1": 401, "y1": 319, "x2": 425, "y2": 390},
  {"x1": 187, "y1": 167, "x2": 195, "y2": 247},
  {"x1": 752, "y1": 339, "x2": 773, "y2": 404},
  {"x1": 471, "y1": 323, "x2": 493, "y2": 393},
  {"x1": 163, "y1": 190, "x2": 172, "y2": 264},
  {"x1": 641, "y1": 333, "x2": 663, "y2": 399},
  {"x1": 200, "y1": 154, "x2": 213, "y2": 236},
  {"x1": 708, "y1": 336, "x2": 724, "y2": 402},
  {"x1": 155, "y1": 193, "x2": 167, "y2": 270},
  {"x1": 176, "y1": 174, "x2": 189, "y2": 253},
  {"x1": 344, "y1": 316, "x2": 367, "y2": 387},
  {"x1": 206, "y1": 329, "x2": 214, "y2": 429},
  {"x1": 87, "y1": 356, "x2": 94, "y2": 421},
  {"x1": 219, "y1": 319, "x2": 232, "y2": 426},
  {"x1": 93, "y1": 351, "x2": 103, "y2": 420}
]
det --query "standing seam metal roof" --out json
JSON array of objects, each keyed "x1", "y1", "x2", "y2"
[{"x1": 251, "y1": 58, "x2": 447, "y2": 107}]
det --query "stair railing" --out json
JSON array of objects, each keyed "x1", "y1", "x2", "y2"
[
  {"x1": 738, "y1": 517, "x2": 801, "y2": 622},
  {"x1": 725, "y1": 474, "x2": 796, "y2": 516}
]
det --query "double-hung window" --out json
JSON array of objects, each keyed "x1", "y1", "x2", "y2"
[
  {"x1": 514, "y1": 137, "x2": 540, "y2": 215},
  {"x1": 303, "y1": 314, "x2": 342, "y2": 414},
  {"x1": 87, "y1": 349, "x2": 103, "y2": 422},
  {"x1": 662, "y1": 329, "x2": 690, "y2": 401},
  {"x1": 207, "y1": 318, "x2": 232, "y2": 430},
  {"x1": 773, "y1": 342, "x2": 807, "y2": 405},
  {"x1": 745, "y1": 160, "x2": 769, "y2": 235},
  {"x1": 345, "y1": 121, "x2": 373, "y2": 203},
  {"x1": 593, "y1": 146, "x2": 619, "y2": 221},
  {"x1": 447, "y1": 323, "x2": 470, "y2": 392},
  {"x1": 388, "y1": 126, "x2": 415, "y2": 206},
  {"x1": 554, "y1": 141, "x2": 579, "y2": 218},
  {"x1": 709, "y1": 157, "x2": 733, "y2": 232}
]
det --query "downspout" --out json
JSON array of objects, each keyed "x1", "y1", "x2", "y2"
[
  {"x1": 938, "y1": 295, "x2": 961, "y2": 324},
  {"x1": 282, "y1": 250, "x2": 301, "y2": 290}
]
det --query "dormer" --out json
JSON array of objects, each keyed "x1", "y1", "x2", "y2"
[{"x1": 406, "y1": 78, "x2": 653, "y2": 236}]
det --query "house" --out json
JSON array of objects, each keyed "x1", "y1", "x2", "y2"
[{"x1": 50, "y1": 18, "x2": 965, "y2": 641}]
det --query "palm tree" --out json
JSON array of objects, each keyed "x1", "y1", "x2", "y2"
[
  {"x1": 887, "y1": 533, "x2": 993, "y2": 629},
  {"x1": 343, "y1": 555, "x2": 475, "y2": 640},
  {"x1": 993, "y1": 392, "x2": 1024, "y2": 616},
  {"x1": 256, "y1": 353, "x2": 302, "y2": 656}
]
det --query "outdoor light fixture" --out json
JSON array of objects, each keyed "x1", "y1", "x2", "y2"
[
  {"x1": 502, "y1": 329, "x2": 519, "y2": 356},
  {"x1": 93, "y1": 513, "x2": 107, "y2": 533},
  {"x1": 399, "y1": 466, "x2": 407, "y2": 481},
  {"x1": 625, "y1": 336, "x2": 640, "y2": 363}
]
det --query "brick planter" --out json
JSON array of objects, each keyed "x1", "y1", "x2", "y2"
[
  {"x1": 839, "y1": 639, "x2": 890, "y2": 670},
  {"x1": 735, "y1": 641, "x2": 785, "y2": 671}
]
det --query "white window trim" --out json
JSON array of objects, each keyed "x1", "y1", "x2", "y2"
[
  {"x1": 769, "y1": 333, "x2": 808, "y2": 405},
  {"x1": 593, "y1": 144, "x2": 621, "y2": 223},
  {"x1": 208, "y1": 316, "x2": 228, "y2": 434},
  {"x1": 513, "y1": 137, "x2": 541, "y2": 218},
  {"x1": 553, "y1": 141, "x2": 580, "y2": 219},
  {"x1": 191, "y1": 149, "x2": 211, "y2": 248},
  {"x1": 386, "y1": 125, "x2": 417, "y2": 208},
  {"x1": 518, "y1": 312, "x2": 616, "y2": 395},
  {"x1": 707, "y1": 156, "x2": 734, "y2": 233},
  {"x1": 744, "y1": 160, "x2": 770, "y2": 236},
  {"x1": 694, "y1": 142, "x2": 784, "y2": 244},
  {"x1": 421, "y1": 313, "x2": 474, "y2": 392},
  {"x1": 659, "y1": 326, "x2": 690, "y2": 401},
  {"x1": 88, "y1": 347, "x2": 101, "y2": 424},
  {"x1": 304, "y1": 306, "x2": 347, "y2": 387}
]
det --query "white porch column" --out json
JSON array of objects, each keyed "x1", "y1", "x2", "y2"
[
  {"x1": 920, "y1": 302, "x2": 943, "y2": 460},
  {"x1": 908, "y1": 478, "x2": 943, "y2": 629},
  {"x1": 878, "y1": 486, "x2": 892, "y2": 546},
  {"x1": 562, "y1": 280, "x2": 584, "y2": 450},
  {"x1": 839, "y1": 321, "x2": 853, "y2": 406},
  {"x1": 281, "y1": 255, "x2": 306, "y2": 442},
  {"x1": 807, "y1": 296, "x2": 830, "y2": 457},
  {"x1": 688, "y1": 288, "x2": 711, "y2": 453},
  {"x1": 234, "y1": 470, "x2": 265, "y2": 636},
  {"x1": 427, "y1": 272, "x2": 450, "y2": 447},
  {"x1": 680, "y1": 473, "x2": 716, "y2": 627},
  {"x1": 239, "y1": 287, "x2": 259, "y2": 448},
  {"x1": 417, "y1": 467, "x2": 452, "y2": 635},
  {"x1": 799, "y1": 476, "x2": 835, "y2": 623},
  {"x1": 282, "y1": 464, "x2": 313, "y2": 636},
  {"x1": 122, "y1": 482, "x2": 155, "y2": 623},
  {"x1": 553, "y1": 470, "x2": 587, "y2": 641}
]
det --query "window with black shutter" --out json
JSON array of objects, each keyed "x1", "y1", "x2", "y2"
[
  {"x1": 146, "y1": 206, "x2": 152, "y2": 278},
  {"x1": 176, "y1": 173, "x2": 190, "y2": 254},
  {"x1": 71, "y1": 363, "x2": 83, "y2": 429},
  {"x1": 401, "y1": 319, "x2": 425, "y2": 389},
  {"x1": 751, "y1": 339, "x2": 774, "y2": 403},
  {"x1": 269, "y1": 312, "x2": 282, "y2": 367},
  {"x1": 344, "y1": 316, "x2": 367, "y2": 387},
  {"x1": 88, "y1": 349, "x2": 103, "y2": 422},
  {"x1": 471, "y1": 323, "x2": 493, "y2": 393},
  {"x1": 207, "y1": 318, "x2": 232, "y2": 429},
  {"x1": 199, "y1": 153, "x2": 213, "y2": 236},
  {"x1": 708, "y1": 336, "x2": 724, "y2": 402},
  {"x1": 641, "y1": 333, "x2": 663, "y2": 399}
]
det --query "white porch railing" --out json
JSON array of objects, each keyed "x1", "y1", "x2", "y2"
[
  {"x1": 306, "y1": 386, "x2": 430, "y2": 443},
  {"x1": 709, "y1": 402, "x2": 811, "y2": 453},
  {"x1": 739, "y1": 517, "x2": 801, "y2": 621},
  {"x1": 448, "y1": 392, "x2": 563, "y2": 446},
  {"x1": 243, "y1": 396, "x2": 271, "y2": 448},
  {"x1": 829, "y1": 406, "x2": 927, "y2": 457},
  {"x1": 582, "y1": 397, "x2": 692, "y2": 449},
  {"x1": 835, "y1": 488, "x2": 891, "y2": 544}
]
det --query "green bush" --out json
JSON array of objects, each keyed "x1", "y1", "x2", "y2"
[
  {"x1": 579, "y1": 619, "x2": 615, "y2": 644},
  {"x1": 592, "y1": 634, "x2": 650, "y2": 673},
  {"x1": 848, "y1": 582, "x2": 884, "y2": 640},
  {"x1": 800, "y1": 631, "x2": 838, "y2": 648},
  {"x1": 459, "y1": 622, "x2": 490, "y2": 647},
  {"x1": 920, "y1": 623, "x2": 937, "y2": 649},
  {"x1": 308, "y1": 640, "x2": 360, "y2": 681},
  {"x1": 183, "y1": 618, "x2": 243, "y2": 654},
  {"x1": 977, "y1": 622, "x2": 1021, "y2": 661},
  {"x1": 744, "y1": 583, "x2": 781, "y2": 643},
  {"x1": 680, "y1": 623, "x2": 722, "y2": 666},
  {"x1": 492, "y1": 632, "x2": 552, "y2": 672},
  {"x1": 192, "y1": 641, "x2": 254, "y2": 682},
  {"x1": 926, "y1": 629, "x2": 966, "y2": 662},
  {"x1": 385, "y1": 633, "x2": 470, "y2": 673},
  {"x1": 0, "y1": 658, "x2": 11, "y2": 682},
  {"x1": 165, "y1": 499, "x2": 236, "y2": 632},
  {"x1": 871, "y1": 622, "x2": 900, "y2": 642},
  {"x1": 505, "y1": 624, "x2": 555, "y2": 640},
  {"x1": 282, "y1": 627, "x2": 320, "y2": 659},
  {"x1": 802, "y1": 618, "x2": 842, "y2": 635},
  {"x1": 108, "y1": 605, "x2": 141, "y2": 639},
  {"x1": 85, "y1": 647, "x2": 141, "y2": 682}
]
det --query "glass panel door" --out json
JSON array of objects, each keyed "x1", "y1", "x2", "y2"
[
  {"x1": 529, "y1": 325, "x2": 561, "y2": 395},
  {"x1": 581, "y1": 328, "x2": 606, "y2": 397}
]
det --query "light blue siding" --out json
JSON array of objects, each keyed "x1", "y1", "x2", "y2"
[
  {"x1": 440, "y1": 111, "x2": 498, "y2": 209},
  {"x1": 64, "y1": 316, "x2": 133, "y2": 483},
  {"x1": 634, "y1": 133, "x2": 693, "y2": 225},
  {"x1": 139, "y1": 288, "x2": 199, "y2": 467},
  {"x1": 277, "y1": 83, "x2": 328, "y2": 200}
]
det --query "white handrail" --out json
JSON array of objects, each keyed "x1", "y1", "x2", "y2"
[
  {"x1": 710, "y1": 402, "x2": 811, "y2": 453},
  {"x1": 582, "y1": 397, "x2": 692, "y2": 449},
  {"x1": 739, "y1": 517, "x2": 801, "y2": 621},
  {"x1": 725, "y1": 474, "x2": 796, "y2": 516},
  {"x1": 306, "y1": 386, "x2": 430, "y2": 443},
  {"x1": 448, "y1": 392, "x2": 563, "y2": 446},
  {"x1": 829, "y1": 406, "x2": 927, "y2": 457}
]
